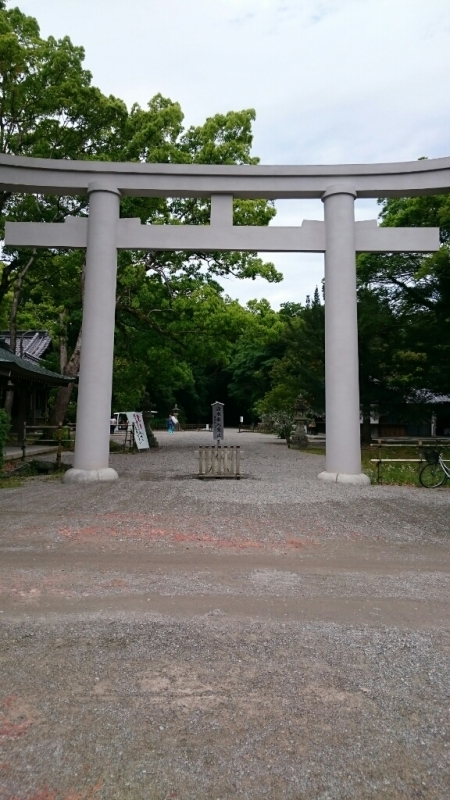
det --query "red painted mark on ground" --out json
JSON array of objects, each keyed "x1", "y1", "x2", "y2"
[
  {"x1": 0, "y1": 720, "x2": 32, "y2": 738},
  {"x1": 0, "y1": 694, "x2": 33, "y2": 739},
  {"x1": 2, "y1": 695, "x2": 17, "y2": 710},
  {"x1": 100, "y1": 579, "x2": 129, "y2": 588},
  {"x1": 0, "y1": 695, "x2": 34, "y2": 739},
  {"x1": 286, "y1": 538, "x2": 309, "y2": 549},
  {"x1": 8, "y1": 781, "x2": 103, "y2": 800},
  {"x1": 57, "y1": 513, "x2": 320, "y2": 551},
  {"x1": 63, "y1": 781, "x2": 103, "y2": 800}
]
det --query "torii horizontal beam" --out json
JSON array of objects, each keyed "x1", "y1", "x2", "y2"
[{"x1": 5, "y1": 217, "x2": 440, "y2": 254}]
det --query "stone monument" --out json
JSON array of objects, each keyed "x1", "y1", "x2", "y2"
[{"x1": 290, "y1": 395, "x2": 309, "y2": 450}]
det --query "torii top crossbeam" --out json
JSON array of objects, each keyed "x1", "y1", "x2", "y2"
[
  {"x1": 1, "y1": 153, "x2": 445, "y2": 486},
  {"x1": 1, "y1": 153, "x2": 450, "y2": 197}
]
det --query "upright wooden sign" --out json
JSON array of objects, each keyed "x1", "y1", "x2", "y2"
[
  {"x1": 125, "y1": 412, "x2": 149, "y2": 450},
  {"x1": 211, "y1": 401, "x2": 224, "y2": 443}
]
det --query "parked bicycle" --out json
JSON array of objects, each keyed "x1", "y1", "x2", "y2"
[{"x1": 419, "y1": 449, "x2": 450, "y2": 488}]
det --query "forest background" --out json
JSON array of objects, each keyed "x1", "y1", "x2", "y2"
[{"x1": 0, "y1": 1, "x2": 449, "y2": 434}]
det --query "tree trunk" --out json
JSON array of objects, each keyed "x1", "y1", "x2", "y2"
[
  {"x1": 361, "y1": 404, "x2": 372, "y2": 445},
  {"x1": 3, "y1": 250, "x2": 36, "y2": 415},
  {"x1": 59, "y1": 311, "x2": 68, "y2": 373},
  {"x1": 51, "y1": 326, "x2": 82, "y2": 425},
  {"x1": 3, "y1": 386, "x2": 14, "y2": 415},
  {"x1": 51, "y1": 262, "x2": 86, "y2": 425}
]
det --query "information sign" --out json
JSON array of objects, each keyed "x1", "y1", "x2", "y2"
[
  {"x1": 211, "y1": 401, "x2": 224, "y2": 442},
  {"x1": 125, "y1": 412, "x2": 149, "y2": 450}
]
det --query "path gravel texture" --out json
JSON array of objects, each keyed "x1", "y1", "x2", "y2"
[{"x1": 0, "y1": 430, "x2": 449, "y2": 799}]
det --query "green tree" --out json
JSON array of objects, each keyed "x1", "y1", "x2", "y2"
[
  {"x1": 0, "y1": 2, "x2": 126, "y2": 307},
  {"x1": 357, "y1": 286, "x2": 408, "y2": 442},
  {"x1": 254, "y1": 289, "x2": 325, "y2": 418},
  {"x1": 357, "y1": 193, "x2": 450, "y2": 402},
  {"x1": 0, "y1": 3, "x2": 280, "y2": 423},
  {"x1": 227, "y1": 299, "x2": 284, "y2": 420},
  {"x1": 0, "y1": 2, "x2": 127, "y2": 414}
]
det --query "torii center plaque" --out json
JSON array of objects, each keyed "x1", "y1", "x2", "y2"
[{"x1": 2, "y1": 154, "x2": 445, "y2": 484}]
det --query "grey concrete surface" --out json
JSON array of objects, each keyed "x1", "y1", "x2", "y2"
[
  {"x1": 2, "y1": 445, "x2": 58, "y2": 461},
  {"x1": 0, "y1": 432, "x2": 449, "y2": 799}
]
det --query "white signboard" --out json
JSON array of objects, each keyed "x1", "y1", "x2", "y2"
[
  {"x1": 126, "y1": 412, "x2": 149, "y2": 450},
  {"x1": 212, "y1": 401, "x2": 224, "y2": 442}
]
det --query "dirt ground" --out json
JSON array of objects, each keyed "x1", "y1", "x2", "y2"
[{"x1": 0, "y1": 431, "x2": 449, "y2": 799}]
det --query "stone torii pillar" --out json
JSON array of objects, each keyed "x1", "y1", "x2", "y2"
[
  {"x1": 69, "y1": 182, "x2": 121, "y2": 482},
  {"x1": 320, "y1": 185, "x2": 365, "y2": 483}
]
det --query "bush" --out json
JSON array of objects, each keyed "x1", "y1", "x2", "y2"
[
  {"x1": 0, "y1": 410, "x2": 11, "y2": 470},
  {"x1": 260, "y1": 410, "x2": 295, "y2": 443}
]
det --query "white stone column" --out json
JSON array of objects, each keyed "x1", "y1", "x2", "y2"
[
  {"x1": 318, "y1": 184, "x2": 370, "y2": 485},
  {"x1": 64, "y1": 182, "x2": 120, "y2": 483}
]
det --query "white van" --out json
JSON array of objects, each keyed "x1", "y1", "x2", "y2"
[{"x1": 112, "y1": 412, "x2": 132, "y2": 432}]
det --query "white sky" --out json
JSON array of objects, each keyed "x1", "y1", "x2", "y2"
[{"x1": 17, "y1": 0, "x2": 450, "y2": 308}]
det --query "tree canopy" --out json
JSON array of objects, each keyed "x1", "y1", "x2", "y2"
[{"x1": 0, "y1": 2, "x2": 280, "y2": 422}]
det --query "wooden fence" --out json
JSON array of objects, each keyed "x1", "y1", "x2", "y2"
[{"x1": 198, "y1": 446, "x2": 241, "y2": 479}]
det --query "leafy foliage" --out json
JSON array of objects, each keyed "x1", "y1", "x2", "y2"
[
  {"x1": 229, "y1": 189, "x2": 450, "y2": 435},
  {"x1": 357, "y1": 194, "x2": 450, "y2": 401},
  {"x1": 0, "y1": 3, "x2": 280, "y2": 422},
  {"x1": 235, "y1": 288, "x2": 325, "y2": 422},
  {"x1": 260, "y1": 409, "x2": 296, "y2": 443}
]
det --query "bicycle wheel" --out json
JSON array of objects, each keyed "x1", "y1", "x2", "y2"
[{"x1": 419, "y1": 463, "x2": 447, "y2": 488}]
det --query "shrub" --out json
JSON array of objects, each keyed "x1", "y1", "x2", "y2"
[
  {"x1": 0, "y1": 410, "x2": 11, "y2": 471},
  {"x1": 260, "y1": 410, "x2": 295, "y2": 443}
]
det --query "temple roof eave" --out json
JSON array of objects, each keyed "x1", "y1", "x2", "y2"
[{"x1": 0, "y1": 346, "x2": 74, "y2": 386}]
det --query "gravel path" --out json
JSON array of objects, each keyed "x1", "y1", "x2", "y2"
[{"x1": 0, "y1": 431, "x2": 449, "y2": 799}]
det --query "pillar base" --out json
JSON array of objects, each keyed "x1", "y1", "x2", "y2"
[
  {"x1": 63, "y1": 467, "x2": 119, "y2": 484},
  {"x1": 318, "y1": 471, "x2": 371, "y2": 485}
]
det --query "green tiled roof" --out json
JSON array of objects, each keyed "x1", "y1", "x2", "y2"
[{"x1": 0, "y1": 345, "x2": 73, "y2": 385}]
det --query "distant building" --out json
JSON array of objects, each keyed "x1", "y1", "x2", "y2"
[
  {"x1": 308, "y1": 395, "x2": 450, "y2": 439},
  {"x1": 376, "y1": 392, "x2": 450, "y2": 438},
  {"x1": 0, "y1": 332, "x2": 73, "y2": 442},
  {"x1": 0, "y1": 330, "x2": 53, "y2": 363}
]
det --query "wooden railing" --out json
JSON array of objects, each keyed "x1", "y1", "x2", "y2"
[
  {"x1": 20, "y1": 423, "x2": 76, "y2": 469},
  {"x1": 369, "y1": 438, "x2": 450, "y2": 484}
]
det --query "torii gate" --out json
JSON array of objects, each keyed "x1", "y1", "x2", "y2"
[{"x1": 2, "y1": 154, "x2": 446, "y2": 485}]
